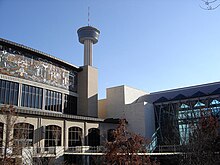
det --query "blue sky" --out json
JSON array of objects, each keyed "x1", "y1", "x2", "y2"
[{"x1": 1, "y1": 0, "x2": 220, "y2": 99}]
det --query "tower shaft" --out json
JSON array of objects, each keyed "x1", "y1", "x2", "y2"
[
  {"x1": 77, "y1": 25, "x2": 100, "y2": 117},
  {"x1": 84, "y1": 39, "x2": 93, "y2": 66},
  {"x1": 77, "y1": 26, "x2": 100, "y2": 66}
]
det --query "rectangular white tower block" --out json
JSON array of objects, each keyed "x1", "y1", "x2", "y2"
[{"x1": 77, "y1": 65, "x2": 98, "y2": 117}]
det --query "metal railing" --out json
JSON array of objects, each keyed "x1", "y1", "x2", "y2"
[
  {"x1": 147, "y1": 127, "x2": 159, "y2": 153},
  {"x1": 33, "y1": 147, "x2": 56, "y2": 155},
  {"x1": 0, "y1": 146, "x2": 104, "y2": 155},
  {"x1": 0, "y1": 145, "x2": 183, "y2": 157},
  {"x1": 0, "y1": 147, "x2": 58, "y2": 157},
  {"x1": 65, "y1": 146, "x2": 104, "y2": 153},
  {"x1": 157, "y1": 145, "x2": 182, "y2": 153}
]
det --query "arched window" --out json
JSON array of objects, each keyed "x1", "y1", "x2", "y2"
[
  {"x1": 107, "y1": 129, "x2": 115, "y2": 142},
  {"x1": 45, "y1": 125, "x2": 61, "y2": 147},
  {"x1": 14, "y1": 123, "x2": 34, "y2": 146},
  {"x1": 88, "y1": 128, "x2": 100, "y2": 146},
  {"x1": 68, "y1": 127, "x2": 82, "y2": 147},
  {"x1": 0, "y1": 123, "x2": 3, "y2": 147}
]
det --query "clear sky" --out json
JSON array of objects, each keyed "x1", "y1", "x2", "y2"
[{"x1": 1, "y1": 0, "x2": 220, "y2": 99}]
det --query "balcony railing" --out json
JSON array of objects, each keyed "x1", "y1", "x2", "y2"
[
  {"x1": 0, "y1": 147, "x2": 57, "y2": 157},
  {"x1": 0, "y1": 146, "x2": 104, "y2": 156},
  {"x1": 33, "y1": 147, "x2": 56, "y2": 155},
  {"x1": 157, "y1": 145, "x2": 182, "y2": 153},
  {"x1": 65, "y1": 146, "x2": 104, "y2": 153}
]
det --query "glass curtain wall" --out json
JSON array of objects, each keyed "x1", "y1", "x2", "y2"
[
  {"x1": 64, "y1": 95, "x2": 77, "y2": 115},
  {"x1": 45, "y1": 90, "x2": 62, "y2": 112},
  {"x1": 0, "y1": 79, "x2": 18, "y2": 105},
  {"x1": 155, "y1": 97, "x2": 220, "y2": 146},
  {"x1": 21, "y1": 84, "x2": 43, "y2": 109}
]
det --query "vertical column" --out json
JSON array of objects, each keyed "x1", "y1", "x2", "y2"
[
  {"x1": 17, "y1": 83, "x2": 22, "y2": 107},
  {"x1": 37, "y1": 117, "x2": 43, "y2": 148},
  {"x1": 62, "y1": 93, "x2": 65, "y2": 114},
  {"x1": 42, "y1": 89, "x2": 46, "y2": 111},
  {"x1": 84, "y1": 122, "x2": 87, "y2": 146},
  {"x1": 63, "y1": 120, "x2": 68, "y2": 150}
]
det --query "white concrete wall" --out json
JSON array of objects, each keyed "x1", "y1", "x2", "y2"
[
  {"x1": 124, "y1": 86, "x2": 148, "y2": 104},
  {"x1": 125, "y1": 102, "x2": 155, "y2": 139},
  {"x1": 105, "y1": 85, "x2": 147, "y2": 119},
  {"x1": 144, "y1": 103, "x2": 155, "y2": 139},
  {"x1": 99, "y1": 85, "x2": 155, "y2": 139},
  {"x1": 125, "y1": 102, "x2": 146, "y2": 137},
  {"x1": 106, "y1": 86, "x2": 125, "y2": 118}
]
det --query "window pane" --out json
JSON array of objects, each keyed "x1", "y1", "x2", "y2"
[
  {"x1": 21, "y1": 84, "x2": 42, "y2": 109},
  {"x1": 0, "y1": 80, "x2": 18, "y2": 105},
  {"x1": 44, "y1": 90, "x2": 61, "y2": 112},
  {"x1": 5, "y1": 81, "x2": 10, "y2": 103},
  {"x1": 32, "y1": 87, "x2": 35, "y2": 108},
  {"x1": 64, "y1": 95, "x2": 77, "y2": 115},
  {"x1": 45, "y1": 125, "x2": 61, "y2": 147}
]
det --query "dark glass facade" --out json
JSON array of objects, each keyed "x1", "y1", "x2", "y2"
[
  {"x1": 21, "y1": 84, "x2": 43, "y2": 109},
  {"x1": 14, "y1": 123, "x2": 34, "y2": 146},
  {"x1": 0, "y1": 79, "x2": 18, "y2": 105},
  {"x1": 154, "y1": 97, "x2": 220, "y2": 146},
  {"x1": 68, "y1": 127, "x2": 82, "y2": 147},
  {"x1": 107, "y1": 129, "x2": 115, "y2": 142},
  {"x1": 64, "y1": 95, "x2": 77, "y2": 115},
  {"x1": 0, "y1": 42, "x2": 79, "y2": 114},
  {"x1": 0, "y1": 78, "x2": 77, "y2": 114},
  {"x1": 88, "y1": 128, "x2": 100, "y2": 146},
  {"x1": 45, "y1": 125, "x2": 61, "y2": 147},
  {"x1": 45, "y1": 90, "x2": 62, "y2": 112}
]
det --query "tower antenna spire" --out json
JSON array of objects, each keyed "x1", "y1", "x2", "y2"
[{"x1": 88, "y1": 6, "x2": 90, "y2": 26}]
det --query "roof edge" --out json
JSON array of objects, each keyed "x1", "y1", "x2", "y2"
[
  {"x1": 0, "y1": 38, "x2": 80, "y2": 70},
  {"x1": 150, "y1": 81, "x2": 220, "y2": 96}
]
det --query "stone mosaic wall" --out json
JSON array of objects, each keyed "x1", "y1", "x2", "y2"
[{"x1": 0, "y1": 44, "x2": 77, "y2": 92}]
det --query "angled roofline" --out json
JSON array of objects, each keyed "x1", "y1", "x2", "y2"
[
  {"x1": 0, "y1": 38, "x2": 80, "y2": 71},
  {"x1": 149, "y1": 81, "x2": 220, "y2": 96}
]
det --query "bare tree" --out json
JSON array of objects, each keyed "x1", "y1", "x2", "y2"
[
  {"x1": 180, "y1": 114, "x2": 220, "y2": 165},
  {"x1": 103, "y1": 119, "x2": 159, "y2": 165},
  {"x1": 0, "y1": 106, "x2": 64, "y2": 165},
  {"x1": 0, "y1": 105, "x2": 18, "y2": 165},
  {"x1": 200, "y1": 0, "x2": 220, "y2": 10}
]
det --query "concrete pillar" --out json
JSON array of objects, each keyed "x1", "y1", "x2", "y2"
[
  {"x1": 77, "y1": 66, "x2": 98, "y2": 117},
  {"x1": 62, "y1": 93, "x2": 65, "y2": 114},
  {"x1": 42, "y1": 89, "x2": 46, "y2": 111},
  {"x1": 17, "y1": 83, "x2": 22, "y2": 107}
]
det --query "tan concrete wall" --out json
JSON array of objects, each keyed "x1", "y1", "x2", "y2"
[
  {"x1": 98, "y1": 99, "x2": 107, "y2": 118},
  {"x1": 87, "y1": 66, "x2": 98, "y2": 117},
  {"x1": 16, "y1": 116, "x2": 38, "y2": 127},
  {"x1": 77, "y1": 65, "x2": 98, "y2": 117},
  {"x1": 0, "y1": 113, "x2": 114, "y2": 148}
]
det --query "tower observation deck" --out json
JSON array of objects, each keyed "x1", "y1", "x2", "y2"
[{"x1": 77, "y1": 26, "x2": 100, "y2": 66}]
